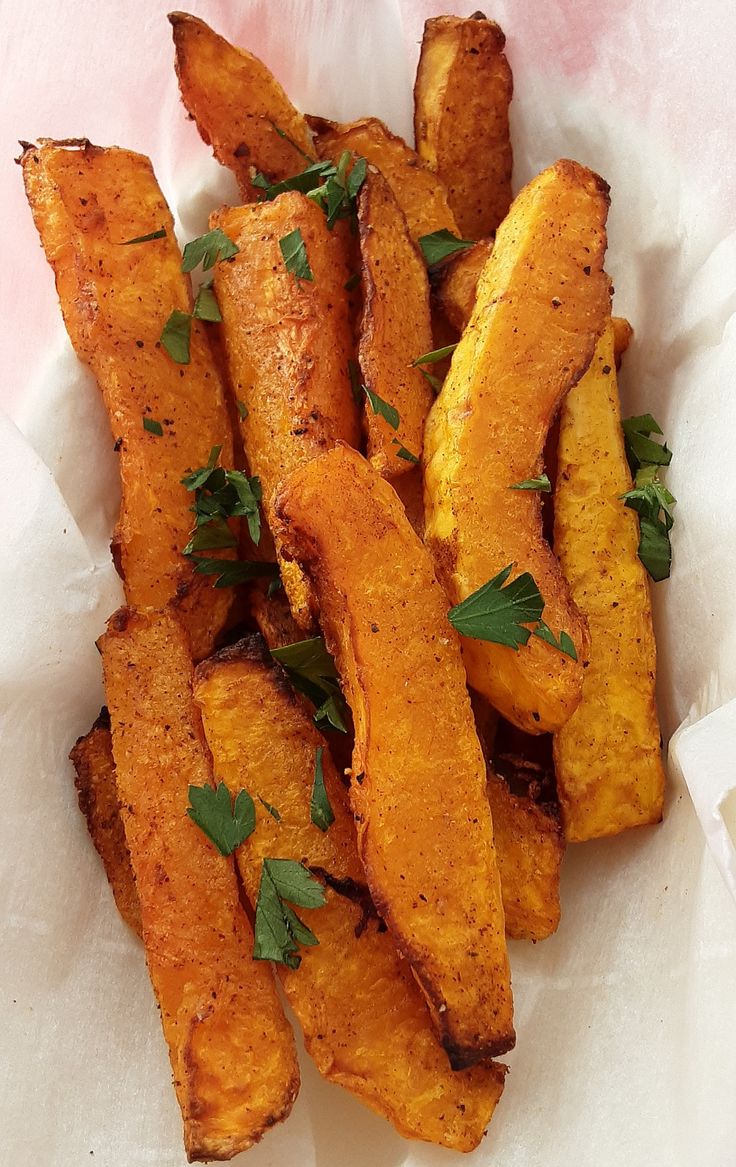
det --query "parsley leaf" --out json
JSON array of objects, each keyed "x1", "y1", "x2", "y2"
[
  {"x1": 533, "y1": 621, "x2": 578, "y2": 660},
  {"x1": 271, "y1": 636, "x2": 348, "y2": 734},
  {"x1": 182, "y1": 447, "x2": 262, "y2": 549},
  {"x1": 160, "y1": 309, "x2": 191, "y2": 364},
  {"x1": 636, "y1": 516, "x2": 672, "y2": 582},
  {"x1": 363, "y1": 385, "x2": 399, "y2": 429},
  {"x1": 193, "y1": 282, "x2": 221, "y2": 322},
  {"x1": 268, "y1": 120, "x2": 314, "y2": 164},
  {"x1": 182, "y1": 228, "x2": 238, "y2": 274},
  {"x1": 510, "y1": 474, "x2": 552, "y2": 492},
  {"x1": 236, "y1": 399, "x2": 248, "y2": 420},
  {"x1": 411, "y1": 343, "x2": 458, "y2": 366},
  {"x1": 418, "y1": 229, "x2": 475, "y2": 268},
  {"x1": 448, "y1": 564, "x2": 544, "y2": 649},
  {"x1": 189, "y1": 557, "x2": 278, "y2": 588},
  {"x1": 186, "y1": 782, "x2": 255, "y2": 856},
  {"x1": 122, "y1": 227, "x2": 166, "y2": 245},
  {"x1": 254, "y1": 159, "x2": 334, "y2": 200},
  {"x1": 258, "y1": 796, "x2": 281, "y2": 822},
  {"x1": 392, "y1": 439, "x2": 419, "y2": 464},
  {"x1": 420, "y1": 368, "x2": 443, "y2": 394},
  {"x1": 142, "y1": 416, "x2": 163, "y2": 436},
  {"x1": 310, "y1": 746, "x2": 334, "y2": 832},
  {"x1": 622, "y1": 414, "x2": 672, "y2": 473},
  {"x1": 253, "y1": 858, "x2": 326, "y2": 968},
  {"x1": 307, "y1": 151, "x2": 367, "y2": 228},
  {"x1": 279, "y1": 228, "x2": 314, "y2": 281}
]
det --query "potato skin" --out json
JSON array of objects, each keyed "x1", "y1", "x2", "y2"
[
  {"x1": 170, "y1": 12, "x2": 314, "y2": 200},
  {"x1": 274, "y1": 445, "x2": 514, "y2": 1067},
  {"x1": 433, "y1": 237, "x2": 494, "y2": 333},
  {"x1": 424, "y1": 160, "x2": 611, "y2": 733},
  {"x1": 310, "y1": 115, "x2": 458, "y2": 241},
  {"x1": 212, "y1": 192, "x2": 360, "y2": 626},
  {"x1": 21, "y1": 140, "x2": 234, "y2": 661},
  {"x1": 100, "y1": 607, "x2": 299, "y2": 1161},
  {"x1": 194, "y1": 636, "x2": 506, "y2": 1150},
  {"x1": 357, "y1": 169, "x2": 434, "y2": 477},
  {"x1": 69, "y1": 710, "x2": 142, "y2": 939},
  {"x1": 414, "y1": 15, "x2": 513, "y2": 238},
  {"x1": 553, "y1": 323, "x2": 666, "y2": 840}
]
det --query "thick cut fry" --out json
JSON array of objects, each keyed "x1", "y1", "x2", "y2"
[
  {"x1": 553, "y1": 323, "x2": 666, "y2": 840},
  {"x1": 100, "y1": 607, "x2": 298, "y2": 1161},
  {"x1": 194, "y1": 637, "x2": 506, "y2": 1149},
  {"x1": 433, "y1": 237, "x2": 494, "y2": 333},
  {"x1": 309, "y1": 115, "x2": 458, "y2": 241},
  {"x1": 170, "y1": 12, "x2": 314, "y2": 200},
  {"x1": 424, "y1": 160, "x2": 611, "y2": 733},
  {"x1": 70, "y1": 710, "x2": 142, "y2": 939},
  {"x1": 414, "y1": 14, "x2": 513, "y2": 238},
  {"x1": 22, "y1": 140, "x2": 233, "y2": 661},
  {"x1": 212, "y1": 193, "x2": 360, "y2": 626},
  {"x1": 274, "y1": 445, "x2": 514, "y2": 1067},
  {"x1": 357, "y1": 169, "x2": 434, "y2": 476}
]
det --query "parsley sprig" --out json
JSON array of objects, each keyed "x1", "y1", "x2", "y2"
[
  {"x1": 253, "y1": 858, "x2": 326, "y2": 969},
  {"x1": 310, "y1": 747, "x2": 334, "y2": 832},
  {"x1": 621, "y1": 415, "x2": 675, "y2": 581},
  {"x1": 271, "y1": 636, "x2": 348, "y2": 733},
  {"x1": 417, "y1": 229, "x2": 475, "y2": 268},
  {"x1": 510, "y1": 474, "x2": 551, "y2": 492},
  {"x1": 186, "y1": 781, "x2": 255, "y2": 856},
  {"x1": 279, "y1": 228, "x2": 314, "y2": 281},
  {"x1": 448, "y1": 564, "x2": 577, "y2": 660},
  {"x1": 160, "y1": 229, "x2": 238, "y2": 363},
  {"x1": 255, "y1": 150, "x2": 367, "y2": 231}
]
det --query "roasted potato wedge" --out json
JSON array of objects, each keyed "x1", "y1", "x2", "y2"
[
  {"x1": 424, "y1": 160, "x2": 611, "y2": 733},
  {"x1": 553, "y1": 323, "x2": 666, "y2": 840},
  {"x1": 22, "y1": 139, "x2": 234, "y2": 661},
  {"x1": 70, "y1": 710, "x2": 142, "y2": 939},
  {"x1": 100, "y1": 607, "x2": 299, "y2": 1161},
  {"x1": 357, "y1": 169, "x2": 434, "y2": 476},
  {"x1": 414, "y1": 14, "x2": 513, "y2": 237},
  {"x1": 432, "y1": 237, "x2": 494, "y2": 333},
  {"x1": 309, "y1": 115, "x2": 458, "y2": 241},
  {"x1": 274, "y1": 444, "x2": 514, "y2": 1066},
  {"x1": 170, "y1": 12, "x2": 314, "y2": 200},
  {"x1": 194, "y1": 636, "x2": 506, "y2": 1149},
  {"x1": 212, "y1": 192, "x2": 360, "y2": 627}
]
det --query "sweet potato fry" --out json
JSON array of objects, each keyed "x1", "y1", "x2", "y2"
[
  {"x1": 100, "y1": 607, "x2": 299, "y2": 1161},
  {"x1": 414, "y1": 14, "x2": 513, "y2": 237},
  {"x1": 69, "y1": 710, "x2": 142, "y2": 939},
  {"x1": 193, "y1": 636, "x2": 506, "y2": 1149},
  {"x1": 21, "y1": 139, "x2": 234, "y2": 661},
  {"x1": 170, "y1": 12, "x2": 314, "y2": 200},
  {"x1": 432, "y1": 237, "x2": 494, "y2": 333},
  {"x1": 553, "y1": 322, "x2": 666, "y2": 840},
  {"x1": 212, "y1": 193, "x2": 360, "y2": 626},
  {"x1": 357, "y1": 169, "x2": 434, "y2": 476},
  {"x1": 274, "y1": 444, "x2": 514, "y2": 1066},
  {"x1": 309, "y1": 115, "x2": 458, "y2": 241},
  {"x1": 424, "y1": 160, "x2": 611, "y2": 733}
]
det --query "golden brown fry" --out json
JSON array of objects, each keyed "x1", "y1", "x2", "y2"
[
  {"x1": 194, "y1": 636, "x2": 506, "y2": 1149},
  {"x1": 212, "y1": 193, "x2": 360, "y2": 627},
  {"x1": 170, "y1": 12, "x2": 314, "y2": 200},
  {"x1": 414, "y1": 14, "x2": 513, "y2": 237},
  {"x1": 100, "y1": 607, "x2": 299, "y2": 1161},
  {"x1": 274, "y1": 445, "x2": 514, "y2": 1067},
  {"x1": 613, "y1": 315, "x2": 634, "y2": 367},
  {"x1": 309, "y1": 115, "x2": 458, "y2": 241},
  {"x1": 424, "y1": 160, "x2": 611, "y2": 733},
  {"x1": 357, "y1": 169, "x2": 434, "y2": 476},
  {"x1": 70, "y1": 711, "x2": 142, "y2": 939},
  {"x1": 553, "y1": 323, "x2": 666, "y2": 840},
  {"x1": 433, "y1": 237, "x2": 494, "y2": 333},
  {"x1": 250, "y1": 582, "x2": 303, "y2": 650},
  {"x1": 21, "y1": 139, "x2": 233, "y2": 661}
]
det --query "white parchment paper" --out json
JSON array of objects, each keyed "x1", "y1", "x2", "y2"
[{"x1": 2, "y1": 2, "x2": 736, "y2": 1164}]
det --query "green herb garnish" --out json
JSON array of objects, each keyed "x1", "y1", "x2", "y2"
[
  {"x1": 622, "y1": 414, "x2": 672, "y2": 473},
  {"x1": 236, "y1": 399, "x2": 248, "y2": 420},
  {"x1": 279, "y1": 228, "x2": 314, "y2": 281},
  {"x1": 267, "y1": 120, "x2": 315, "y2": 164},
  {"x1": 142, "y1": 417, "x2": 163, "y2": 436},
  {"x1": 411, "y1": 343, "x2": 458, "y2": 366},
  {"x1": 533, "y1": 621, "x2": 578, "y2": 661},
  {"x1": 448, "y1": 566, "x2": 577, "y2": 658},
  {"x1": 192, "y1": 281, "x2": 221, "y2": 322},
  {"x1": 182, "y1": 445, "x2": 262, "y2": 548},
  {"x1": 271, "y1": 636, "x2": 348, "y2": 734},
  {"x1": 258, "y1": 796, "x2": 281, "y2": 822},
  {"x1": 392, "y1": 440, "x2": 419, "y2": 464},
  {"x1": 310, "y1": 746, "x2": 334, "y2": 832},
  {"x1": 621, "y1": 416, "x2": 675, "y2": 581},
  {"x1": 160, "y1": 309, "x2": 191, "y2": 364},
  {"x1": 189, "y1": 558, "x2": 278, "y2": 588},
  {"x1": 122, "y1": 227, "x2": 166, "y2": 245},
  {"x1": 182, "y1": 228, "x2": 239, "y2": 274},
  {"x1": 253, "y1": 858, "x2": 326, "y2": 968},
  {"x1": 510, "y1": 474, "x2": 552, "y2": 492},
  {"x1": 363, "y1": 386, "x2": 399, "y2": 430},
  {"x1": 186, "y1": 782, "x2": 255, "y2": 856},
  {"x1": 417, "y1": 229, "x2": 475, "y2": 268}
]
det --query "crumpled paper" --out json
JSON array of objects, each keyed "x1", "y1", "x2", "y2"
[{"x1": 2, "y1": 2, "x2": 736, "y2": 1165}]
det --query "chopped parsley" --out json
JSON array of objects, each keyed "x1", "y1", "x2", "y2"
[
  {"x1": 621, "y1": 415, "x2": 675, "y2": 580},
  {"x1": 411, "y1": 343, "x2": 458, "y2": 366},
  {"x1": 279, "y1": 228, "x2": 314, "y2": 281},
  {"x1": 181, "y1": 228, "x2": 238, "y2": 274},
  {"x1": 310, "y1": 746, "x2": 334, "y2": 832},
  {"x1": 122, "y1": 227, "x2": 166, "y2": 245},
  {"x1": 253, "y1": 858, "x2": 326, "y2": 968},
  {"x1": 448, "y1": 564, "x2": 576, "y2": 658},
  {"x1": 417, "y1": 229, "x2": 475, "y2": 268},
  {"x1": 271, "y1": 636, "x2": 348, "y2": 734},
  {"x1": 142, "y1": 416, "x2": 163, "y2": 436},
  {"x1": 364, "y1": 385, "x2": 399, "y2": 430},
  {"x1": 510, "y1": 474, "x2": 551, "y2": 492},
  {"x1": 160, "y1": 309, "x2": 191, "y2": 364},
  {"x1": 186, "y1": 781, "x2": 255, "y2": 856}
]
